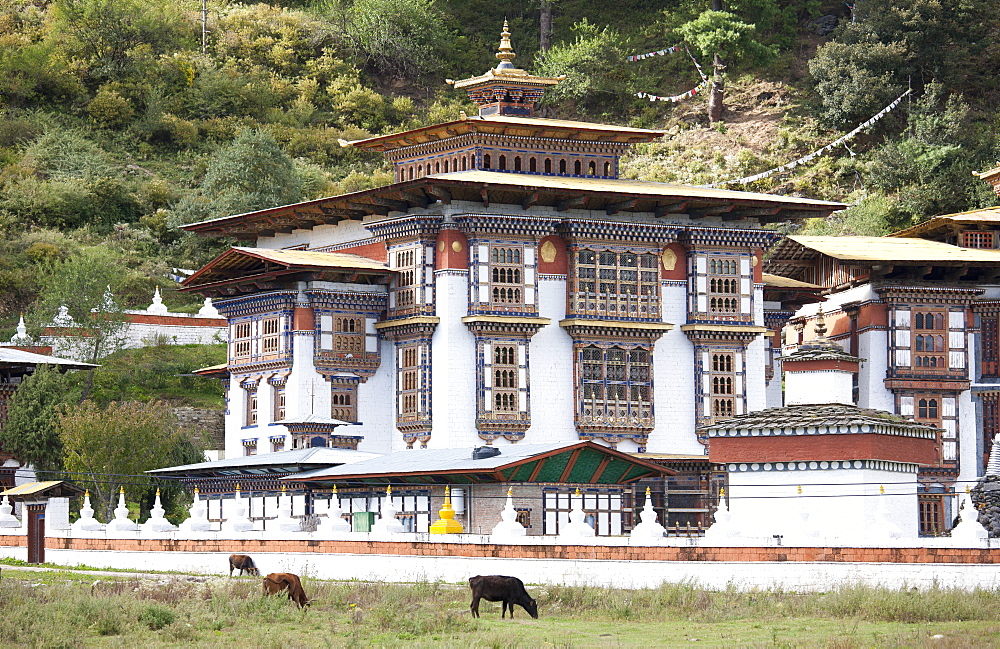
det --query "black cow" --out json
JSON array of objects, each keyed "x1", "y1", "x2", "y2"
[{"x1": 468, "y1": 575, "x2": 538, "y2": 619}]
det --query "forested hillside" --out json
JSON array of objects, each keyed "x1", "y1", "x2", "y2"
[{"x1": 2, "y1": 0, "x2": 999, "y2": 337}]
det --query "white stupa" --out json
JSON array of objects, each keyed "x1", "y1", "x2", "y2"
[
  {"x1": 370, "y1": 485, "x2": 406, "y2": 536},
  {"x1": 490, "y1": 488, "x2": 527, "y2": 541},
  {"x1": 146, "y1": 287, "x2": 169, "y2": 315}
]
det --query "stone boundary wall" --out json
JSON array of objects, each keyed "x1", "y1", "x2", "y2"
[{"x1": 2, "y1": 535, "x2": 1000, "y2": 591}]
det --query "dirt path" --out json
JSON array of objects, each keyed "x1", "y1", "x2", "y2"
[{"x1": 1, "y1": 564, "x2": 220, "y2": 580}]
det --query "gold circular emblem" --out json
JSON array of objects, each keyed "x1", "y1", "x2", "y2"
[
  {"x1": 540, "y1": 240, "x2": 557, "y2": 264},
  {"x1": 438, "y1": 240, "x2": 445, "y2": 252},
  {"x1": 452, "y1": 241, "x2": 463, "y2": 253},
  {"x1": 751, "y1": 255, "x2": 759, "y2": 267},
  {"x1": 661, "y1": 248, "x2": 677, "y2": 271}
]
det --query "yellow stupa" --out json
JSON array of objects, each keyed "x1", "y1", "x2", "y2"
[{"x1": 430, "y1": 486, "x2": 464, "y2": 534}]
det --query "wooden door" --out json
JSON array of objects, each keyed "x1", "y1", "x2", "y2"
[{"x1": 26, "y1": 503, "x2": 45, "y2": 564}]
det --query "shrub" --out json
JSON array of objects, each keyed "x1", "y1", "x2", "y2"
[
  {"x1": 87, "y1": 88, "x2": 135, "y2": 128},
  {"x1": 139, "y1": 603, "x2": 176, "y2": 630}
]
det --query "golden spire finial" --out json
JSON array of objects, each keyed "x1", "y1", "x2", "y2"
[
  {"x1": 281, "y1": 484, "x2": 286, "y2": 493},
  {"x1": 880, "y1": 485, "x2": 885, "y2": 495},
  {"x1": 814, "y1": 305, "x2": 827, "y2": 339},
  {"x1": 119, "y1": 486, "x2": 125, "y2": 495},
  {"x1": 235, "y1": 483, "x2": 241, "y2": 492},
  {"x1": 496, "y1": 19, "x2": 516, "y2": 66},
  {"x1": 85, "y1": 489, "x2": 90, "y2": 498},
  {"x1": 332, "y1": 484, "x2": 338, "y2": 495},
  {"x1": 194, "y1": 486, "x2": 199, "y2": 496},
  {"x1": 645, "y1": 486, "x2": 652, "y2": 497},
  {"x1": 155, "y1": 488, "x2": 161, "y2": 497},
  {"x1": 506, "y1": 487, "x2": 513, "y2": 497},
  {"x1": 797, "y1": 485, "x2": 802, "y2": 495},
  {"x1": 386, "y1": 484, "x2": 392, "y2": 495},
  {"x1": 719, "y1": 487, "x2": 725, "y2": 498}
]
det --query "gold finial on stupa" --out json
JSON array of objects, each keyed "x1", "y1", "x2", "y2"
[
  {"x1": 386, "y1": 484, "x2": 392, "y2": 496},
  {"x1": 496, "y1": 19, "x2": 516, "y2": 67},
  {"x1": 119, "y1": 486, "x2": 125, "y2": 495},
  {"x1": 719, "y1": 487, "x2": 725, "y2": 499},
  {"x1": 645, "y1": 486, "x2": 652, "y2": 497},
  {"x1": 574, "y1": 487, "x2": 582, "y2": 496},
  {"x1": 880, "y1": 485, "x2": 885, "y2": 495},
  {"x1": 506, "y1": 487, "x2": 513, "y2": 497},
  {"x1": 155, "y1": 488, "x2": 161, "y2": 497},
  {"x1": 797, "y1": 485, "x2": 802, "y2": 495}
]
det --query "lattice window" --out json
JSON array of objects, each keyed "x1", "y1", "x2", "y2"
[
  {"x1": 918, "y1": 495, "x2": 945, "y2": 536},
  {"x1": 400, "y1": 346, "x2": 420, "y2": 415},
  {"x1": 334, "y1": 317, "x2": 364, "y2": 353},
  {"x1": 710, "y1": 352, "x2": 736, "y2": 420},
  {"x1": 983, "y1": 317, "x2": 999, "y2": 377},
  {"x1": 273, "y1": 385, "x2": 285, "y2": 422},
  {"x1": 708, "y1": 258, "x2": 739, "y2": 315},
  {"x1": 245, "y1": 388, "x2": 258, "y2": 427},
  {"x1": 490, "y1": 246, "x2": 523, "y2": 305},
  {"x1": 232, "y1": 321, "x2": 253, "y2": 359},
  {"x1": 912, "y1": 310, "x2": 947, "y2": 370},
  {"x1": 392, "y1": 248, "x2": 419, "y2": 310},
  {"x1": 331, "y1": 386, "x2": 356, "y2": 422},
  {"x1": 578, "y1": 345, "x2": 652, "y2": 426},
  {"x1": 572, "y1": 249, "x2": 659, "y2": 318},
  {"x1": 963, "y1": 231, "x2": 994, "y2": 249},
  {"x1": 260, "y1": 317, "x2": 281, "y2": 354},
  {"x1": 492, "y1": 345, "x2": 519, "y2": 412}
]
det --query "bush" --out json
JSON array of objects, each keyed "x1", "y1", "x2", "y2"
[
  {"x1": 87, "y1": 88, "x2": 136, "y2": 128},
  {"x1": 139, "y1": 603, "x2": 176, "y2": 630}
]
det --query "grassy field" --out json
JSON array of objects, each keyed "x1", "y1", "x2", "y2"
[{"x1": 1, "y1": 566, "x2": 999, "y2": 648}]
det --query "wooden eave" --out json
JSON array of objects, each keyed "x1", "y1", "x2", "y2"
[{"x1": 182, "y1": 175, "x2": 844, "y2": 241}]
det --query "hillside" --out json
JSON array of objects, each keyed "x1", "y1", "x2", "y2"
[{"x1": 1, "y1": 0, "x2": 998, "y2": 343}]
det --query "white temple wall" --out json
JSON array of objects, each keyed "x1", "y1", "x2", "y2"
[
  {"x1": 262, "y1": 219, "x2": 374, "y2": 251},
  {"x1": 857, "y1": 328, "x2": 893, "y2": 411},
  {"x1": 429, "y1": 270, "x2": 478, "y2": 449},
  {"x1": 958, "y1": 387, "x2": 979, "y2": 484},
  {"x1": 648, "y1": 282, "x2": 700, "y2": 454},
  {"x1": 524, "y1": 275, "x2": 576, "y2": 444},
  {"x1": 727, "y1": 466, "x2": 919, "y2": 540},
  {"x1": 355, "y1": 340, "x2": 398, "y2": 453},
  {"x1": 225, "y1": 382, "x2": 247, "y2": 460},
  {"x1": 785, "y1": 370, "x2": 854, "y2": 406}
]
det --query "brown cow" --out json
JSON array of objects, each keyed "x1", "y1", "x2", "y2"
[
  {"x1": 263, "y1": 572, "x2": 311, "y2": 608},
  {"x1": 228, "y1": 554, "x2": 260, "y2": 577}
]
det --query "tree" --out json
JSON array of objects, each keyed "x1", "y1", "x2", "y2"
[
  {"x1": 0, "y1": 365, "x2": 75, "y2": 477},
  {"x1": 197, "y1": 129, "x2": 304, "y2": 219},
  {"x1": 338, "y1": 0, "x2": 452, "y2": 79},
  {"x1": 30, "y1": 247, "x2": 133, "y2": 374},
  {"x1": 678, "y1": 6, "x2": 776, "y2": 123},
  {"x1": 59, "y1": 400, "x2": 191, "y2": 521}
]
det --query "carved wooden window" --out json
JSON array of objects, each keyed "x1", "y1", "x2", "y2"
[
  {"x1": 331, "y1": 386, "x2": 357, "y2": 422},
  {"x1": 578, "y1": 345, "x2": 652, "y2": 426},
  {"x1": 545, "y1": 158, "x2": 552, "y2": 173},
  {"x1": 492, "y1": 345, "x2": 519, "y2": 412},
  {"x1": 708, "y1": 258, "x2": 740, "y2": 315},
  {"x1": 572, "y1": 249, "x2": 659, "y2": 318},
  {"x1": 963, "y1": 231, "x2": 994, "y2": 249},
  {"x1": 392, "y1": 247, "x2": 418, "y2": 310},
  {"x1": 400, "y1": 346, "x2": 420, "y2": 415},
  {"x1": 918, "y1": 495, "x2": 945, "y2": 536},
  {"x1": 490, "y1": 246, "x2": 523, "y2": 305},
  {"x1": 243, "y1": 438, "x2": 257, "y2": 457},
  {"x1": 912, "y1": 310, "x2": 946, "y2": 371},
  {"x1": 982, "y1": 317, "x2": 999, "y2": 377},
  {"x1": 983, "y1": 392, "x2": 1000, "y2": 472},
  {"x1": 710, "y1": 352, "x2": 736, "y2": 420},
  {"x1": 245, "y1": 388, "x2": 258, "y2": 427},
  {"x1": 529, "y1": 158, "x2": 537, "y2": 172},
  {"x1": 260, "y1": 317, "x2": 281, "y2": 354},
  {"x1": 498, "y1": 155, "x2": 507, "y2": 170},
  {"x1": 484, "y1": 154, "x2": 491, "y2": 169},
  {"x1": 333, "y1": 317, "x2": 364, "y2": 354},
  {"x1": 273, "y1": 385, "x2": 285, "y2": 422},
  {"x1": 232, "y1": 321, "x2": 253, "y2": 359},
  {"x1": 271, "y1": 436, "x2": 285, "y2": 453}
]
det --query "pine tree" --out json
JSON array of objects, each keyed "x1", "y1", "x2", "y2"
[{"x1": 0, "y1": 365, "x2": 73, "y2": 477}]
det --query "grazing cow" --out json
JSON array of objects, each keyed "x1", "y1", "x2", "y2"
[
  {"x1": 469, "y1": 575, "x2": 538, "y2": 619},
  {"x1": 263, "y1": 572, "x2": 311, "y2": 608},
  {"x1": 228, "y1": 554, "x2": 260, "y2": 577}
]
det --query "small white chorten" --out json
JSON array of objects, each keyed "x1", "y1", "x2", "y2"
[
  {"x1": 629, "y1": 487, "x2": 666, "y2": 542},
  {"x1": 53, "y1": 305, "x2": 75, "y2": 327},
  {"x1": 9, "y1": 315, "x2": 32, "y2": 345},
  {"x1": 490, "y1": 487, "x2": 527, "y2": 540},
  {"x1": 146, "y1": 287, "x2": 169, "y2": 315},
  {"x1": 106, "y1": 487, "x2": 139, "y2": 532},
  {"x1": 221, "y1": 486, "x2": 254, "y2": 533},
  {"x1": 180, "y1": 488, "x2": 213, "y2": 532},
  {"x1": 950, "y1": 489, "x2": 989, "y2": 543},
  {"x1": 141, "y1": 488, "x2": 177, "y2": 532},
  {"x1": 557, "y1": 488, "x2": 596, "y2": 541},
  {"x1": 370, "y1": 485, "x2": 405, "y2": 536},
  {"x1": 198, "y1": 298, "x2": 220, "y2": 318},
  {"x1": 0, "y1": 494, "x2": 20, "y2": 528},
  {"x1": 71, "y1": 491, "x2": 105, "y2": 532},
  {"x1": 273, "y1": 486, "x2": 301, "y2": 533},
  {"x1": 317, "y1": 486, "x2": 352, "y2": 533}
]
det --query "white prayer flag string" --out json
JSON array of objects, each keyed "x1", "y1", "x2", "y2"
[
  {"x1": 704, "y1": 88, "x2": 912, "y2": 188},
  {"x1": 626, "y1": 44, "x2": 684, "y2": 62},
  {"x1": 634, "y1": 46, "x2": 710, "y2": 103}
]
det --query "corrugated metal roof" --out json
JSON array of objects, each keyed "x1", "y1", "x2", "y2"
[
  {"x1": 788, "y1": 235, "x2": 1000, "y2": 263},
  {"x1": 761, "y1": 273, "x2": 821, "y2": 289},
  {"x1": 148, "y1": 447, "x2": 382, "y2": 475},
  {"x1": 433, "y1": 170, "x2": 846, "y2": 208},
  {"x1": 699, "y1": 403, "x2": 940, "y2": 435},
  {"x1": 0, "y1": 481, "x2": 85, "y2": 498},
  {"x1": 0, "y1": 348, "x2": 98, "y2": 369}
]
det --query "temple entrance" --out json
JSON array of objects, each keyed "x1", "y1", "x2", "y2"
[{"x1": 26, "y1": 503, "x2": 45, "y2": 564}]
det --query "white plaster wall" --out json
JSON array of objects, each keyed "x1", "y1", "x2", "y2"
[
  {"x1": 524, "y1": 276, "x2": 576, "y2": 444},
  {"x1": 261, "y1": 219, "x2": 374, "y2": 250},
  {"x1": 764, "y1": 358, "x2": 783, "y2": 409},
  {"x1": 355, "y1": 339, "x2": 398, "y2": 454},
  {"x1": 5, "y1": 546, "x2": 998, "y2": 592},
  {"x1": 958, "y1": 387, "x2": 979, "y2": 482},
  {"x1": 429, "y1": 271, "x2": 477, "y2": 449},
  {"x1": 225, "y1": 381, "x2": 247, "y2": 460},
  {"x1": 857, "y1": 328, "x2": 893, "y2": 411},
  {"x1": 785, "y1": 370, "x2": 854, "y2": 406},
  {"x1": 727, "y1": 466, "x2": 919, "y2": 539},
  {"x1": 120, "y1": 321, "x2": 225, "y2": 347},
  {"x1": 647, "y1": 283, "x2": 700, "y2": 454}
]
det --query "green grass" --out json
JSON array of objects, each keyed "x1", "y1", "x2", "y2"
[{"x1": 2, "y1": 569, "x2": 1000, "y2": 647}]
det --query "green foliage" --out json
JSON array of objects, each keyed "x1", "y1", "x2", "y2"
[
  {"x1": 800, "y1": 195, "x2": 901, "y2": 236},
  {"x1": 0, "y1": 365, "x2": 75, "y2": 475},
  {"x1": 138, "y1": 604, "x2": 176, "y2": 630},
  {"x1": 76, "y1": 344, "x2": 226, "y2": 409},
  {"x1": 337, "y1": 0, "x2": 453, "y2": 79},
  {"x1": 59, "y1": 400, "x2": 192, "y2": 520},
  {"x1": 534, "y1": 19, "x2": 633, "y2": 117},
  {"x1": 677, "y1": 10, "x2": 777, "y2": 69},
  {"x1": 809, "y1": 38, "x2": 907, "y2": 128}
]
